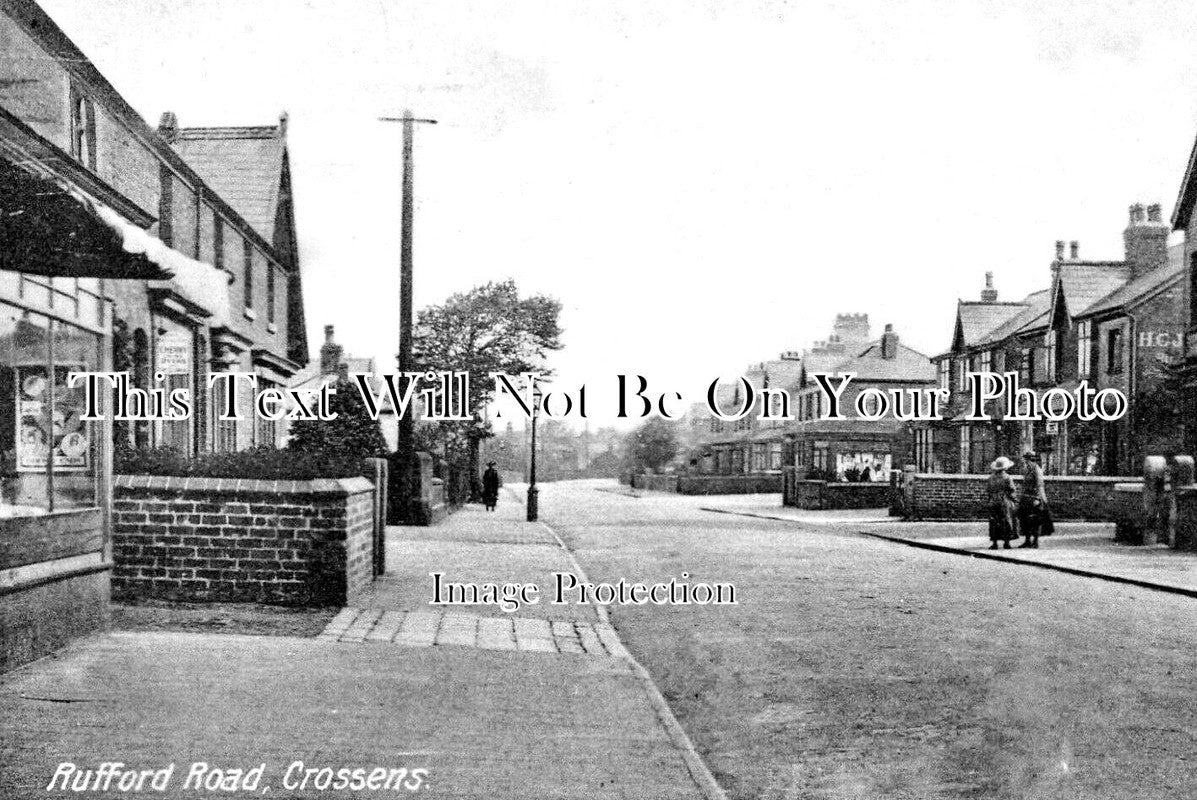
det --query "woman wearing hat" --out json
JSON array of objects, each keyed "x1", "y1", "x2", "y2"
[
  {"x1": 482, "y1": 461, "x2": 501, "y2": 512},
  {"x1": 987, "y1": 456, "x2": 1018, "y2": 549}
]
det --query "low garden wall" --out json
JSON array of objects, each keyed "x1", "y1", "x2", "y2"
[
  {"x1": 786, "y1": 479, "x2": 893, "y2": 510},
  {"x1": 112, "y1": 475, "x2": 376, "y2": 607},
  {"x1": 631, "y1": 474, "x2": 679, "y2": 492},
  {"x1": 676, "y1": 474, "x2": 782, "y2": 495},
  {"x1": 907, "y1": 473, "x2": 1130, "y2": 521}
]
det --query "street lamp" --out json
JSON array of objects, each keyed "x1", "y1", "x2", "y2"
[{"x1": 526, "y1": 385, "x2": 543, "y2": 522}]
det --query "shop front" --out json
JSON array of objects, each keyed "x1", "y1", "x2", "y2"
[{"x1": 0, "y1": 144, "x2": 168, "y2": 672}]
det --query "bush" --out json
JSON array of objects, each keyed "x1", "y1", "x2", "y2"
[
  {"x1": 115, "y1": 446, "x2": 365, "y2": 480},
  {"x1": 287, "y1": 377, "x2": 388, "y2": 463}
]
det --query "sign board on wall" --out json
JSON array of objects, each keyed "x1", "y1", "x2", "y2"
[{"x1": 155, "y1": 331, "x2": 192, "y2": 375}]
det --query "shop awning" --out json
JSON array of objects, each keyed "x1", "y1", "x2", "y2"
[{"x1": 0, "y1": 155, "x2": 170, "y2": 281}]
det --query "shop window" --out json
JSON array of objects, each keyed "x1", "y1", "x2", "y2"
[
  {"x1": 156, "y1": 325, "x2": 194, "y2": 455},
  {"x1": 0, "y1": 304, "x2": 101, "y2": 515},
  {"x1": 1107, "y1": 328, "x2": 1124, "y2": 375},
  {"x1": 69, "y1": 84, "x2": 96, "y2": 170}
]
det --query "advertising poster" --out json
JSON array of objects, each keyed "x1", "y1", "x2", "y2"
[{"x1": 15, "y1": 364, "x2": 90, "y2": 472}]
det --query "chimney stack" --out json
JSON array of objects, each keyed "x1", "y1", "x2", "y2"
[
  {"x1": 1124, "y1": 200, "x2": 1169, "y2": 280},
  {"x1": 320, "y1": 324, "x2": 343, "y2": 376},
  {"x1": 1055, "y1": 240, "x2": 1065, "y2": 261},
  {"x1": 980, "y1": 271, "x2": 998, "y2": 303},
  {"x1": 158, "y1": 111, "x2": 178, "y2": 143},
  {"x1": 880, "y1": 324, "x2": 899, "y2": 360},
  {"x1": 1069, "y1": 240, "x2": 1079, "y2": 260},
  {"x1": 278, "y1": 110, "x2": 289, "y2": 138}
]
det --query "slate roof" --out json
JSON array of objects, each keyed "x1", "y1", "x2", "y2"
[
  {"x1": 172, "y1": 125, "x2": 286, "y2": 242},
  {"x1": 1081, "y1": 244, "x2": 1185, "y2": 317},
  {"x1": 1053, "y1": 262, "x2": 1132, "y2": 318},
  {"x1": 977, "y1": 290, "x2": 1050, "y2": 345},
  {"x1": 956, "y1": 302, "x2": 1028, "y2": 349},
  {"x1": 823, "y1": 340, "x2": 936, "y2": 383}
]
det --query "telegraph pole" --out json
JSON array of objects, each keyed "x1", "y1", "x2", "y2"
[{"x1": 380, "y1": 110, "x2": 436, "y2": 523}]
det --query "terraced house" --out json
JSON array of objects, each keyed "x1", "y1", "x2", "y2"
[
  {"x1": 0, "y1": 0, "x2": 309, "y2": 671},
  {"x1": 915, "y1": 205, "x2": 1185, "y2": 477}
]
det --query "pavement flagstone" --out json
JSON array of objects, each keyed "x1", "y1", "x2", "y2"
[{"x1": 0, "y1": 498, "x2": 719, "y2": 799}]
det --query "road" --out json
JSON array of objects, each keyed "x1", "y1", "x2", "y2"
[{"x1": 538, "y1": 480, "x2": 1197, "y2": 800}]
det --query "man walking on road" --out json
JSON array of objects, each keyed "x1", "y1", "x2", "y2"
[{"x1": 1018, "y1": 449, "x2": 1052, "y2": 548}]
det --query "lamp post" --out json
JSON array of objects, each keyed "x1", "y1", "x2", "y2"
[{"x1": 526, "y1": 385, "x2": 543, "y2": 522}]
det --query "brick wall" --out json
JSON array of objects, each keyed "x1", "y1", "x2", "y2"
[
  {"x1": 676, "y1": 474, "x2": 782, "y2": 495},
  {"x1": 908, "y1": 473, "x2": 1130, "y2": 521},
  {"x1": 112, "y1": 475, "x2": 376, "y2": 607},
  {"x1": 785, "y1": 479, "x2": 893, "y2": 510}
]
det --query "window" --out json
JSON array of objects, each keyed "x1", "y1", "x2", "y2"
[
  {"x1": 915, "y1": 428, "x2": 934, "y2": 472},
  {"x1": 1045, "y1": 330, "x2": 1056, "y2": 382},
  {"x1": 1191, "y1": 253, "x2": 1197, "y2": 326},
  {"x1": 1077, "y1": 321, "x2": 1092, "y2": 378},
  {"x1": 955, "y1": 359, "x2": 967, "y2": 392},
  {"x1": 69, "y1": 85, "x2": 96, "y2": 170},
  {"x1": 980, "y1": 350, "x2": 992, "y2": 373},
  {"x1": 243, "y1": 241, "x2": 254, "y2": 309},
  {"x1": 1107, "y1": 328, "x2": 1124, "y2": 375},
  {"x1": 214, "y1": 218, "x2": 225, "y2": 270},
  {"x1": 1019, "y1": 347, "x2": 1032, "y2": 383},
  {"x1": 214, "y1": 375, "x2": 237, "y2": 453},
  {"x1": 158, "y1": 166, "x2": 173, "y2": 247},
  {"x1": 938, "y1": 359, "x2": 949, "y2": 392},
  {"x1": 255, "y1": 377, "x2": 278, "y2": 447},
  {"x1": 958, "y1": 427, "x2": 970, "y2": 474},
  {"x1": 266, "y1": 266, "x2": 276, "y2": 324},
  {"x1": 769, "y1": 443, "x2": 782, "y2": 471},
  {"x1": 1, "y1": 305, "x2": 102, "y2": 516}
]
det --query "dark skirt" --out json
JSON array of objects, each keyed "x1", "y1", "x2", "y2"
[
  {"x1": 1018, "y1": 497, "x2": 1053, "y2": 537},
  {"x1": 988, "y1": 500, "x2": 1017, "y2": 542}
]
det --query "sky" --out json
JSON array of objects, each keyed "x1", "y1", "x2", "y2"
[{"x1": 36, "y1": 0, "x2": 1197, "y2": 426}]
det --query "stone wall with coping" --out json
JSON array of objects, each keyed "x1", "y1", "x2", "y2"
[
  {"x1": 112, "y1": 475, "x2": 376, "y2": 606},
  {"x1": 908, "y1": 473, "x2": 1130, "y2": 521}
]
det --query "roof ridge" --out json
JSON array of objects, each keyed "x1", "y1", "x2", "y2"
[{"x1": 176, "y1": 126, "x2": 280, "y2": 140}]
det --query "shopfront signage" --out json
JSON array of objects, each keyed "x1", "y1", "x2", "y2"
[{"x1": 156, "y1": 331, "x2": 192, "y2": 375}]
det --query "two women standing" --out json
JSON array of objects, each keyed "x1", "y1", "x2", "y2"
[{"x1": 987, "y1": 450, "x2": 1054, "y2": 550}]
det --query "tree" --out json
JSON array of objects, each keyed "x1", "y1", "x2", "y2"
[
  {"x1": 625, "y1": 418, "x2": 679, "y2": 474},
  {"x1": 412, "y1": 279, "x2": 563, "y2": 495},
  {"x1": 288, "y1": 376, "x2": 388, "y2": 465}
]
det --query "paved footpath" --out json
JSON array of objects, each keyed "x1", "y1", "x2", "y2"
[{"x1": 0, "y1": 498, "x2": 719, "y2": 799}]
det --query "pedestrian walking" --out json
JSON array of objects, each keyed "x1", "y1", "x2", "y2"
[
  {"x1": 987, "y1": 456, "x2": 1018, "y2": 550},
  {"x1": 1017, "y1": 450, "x2": 1053, "y2": 548},
  {"x1": 482, "y1": 461, "x2": 501, "y2": 512}
]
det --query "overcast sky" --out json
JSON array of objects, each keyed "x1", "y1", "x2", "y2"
[{"x1": 38, "y1": 0, "x2": 1197, "y2": 425}]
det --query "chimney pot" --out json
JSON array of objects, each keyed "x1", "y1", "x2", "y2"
[
  {"x1": 1055, "y1": 240, "x2": 1065, "y2": 260},
  {"x1": 980, "y1": 271, "x2": 999, "y2": 303},
  {"x1": 278, "y1": 110, "x2": 289, "y2": 137},
  {"x1": 158, "y1": 111, "x2": 178, "y2": 143},
  {"x1": 1147, "y1": 203, "x2": 1162, "y2": 223},
  {"x1": 880, "y1": 324, "x2": 899, "y2": 359},
  {"x1": 1069, "y1": 240, "x2": 1079, "y2": 260},
  {"x1": 324, "y1": 324, "x2": 334, "y2": 341}
]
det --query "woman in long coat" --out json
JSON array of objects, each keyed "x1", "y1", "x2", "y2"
[
  {"x1": 482, "y1": 461, "x2": 501, "y2": 512},
  {"x1": 987, "y1": 456, "x2": 1018, "y2": 550}
]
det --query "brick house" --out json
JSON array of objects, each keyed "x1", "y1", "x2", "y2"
[
  {"x1": 0, "y1": 0, "x2": 311, "y2": 671},
  {"x1": 789, "y1": 324, "x2": 935, "y2": 479},
  {"x1": 916, "y1": 206, "x2": 1185, "y2": 477}
]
